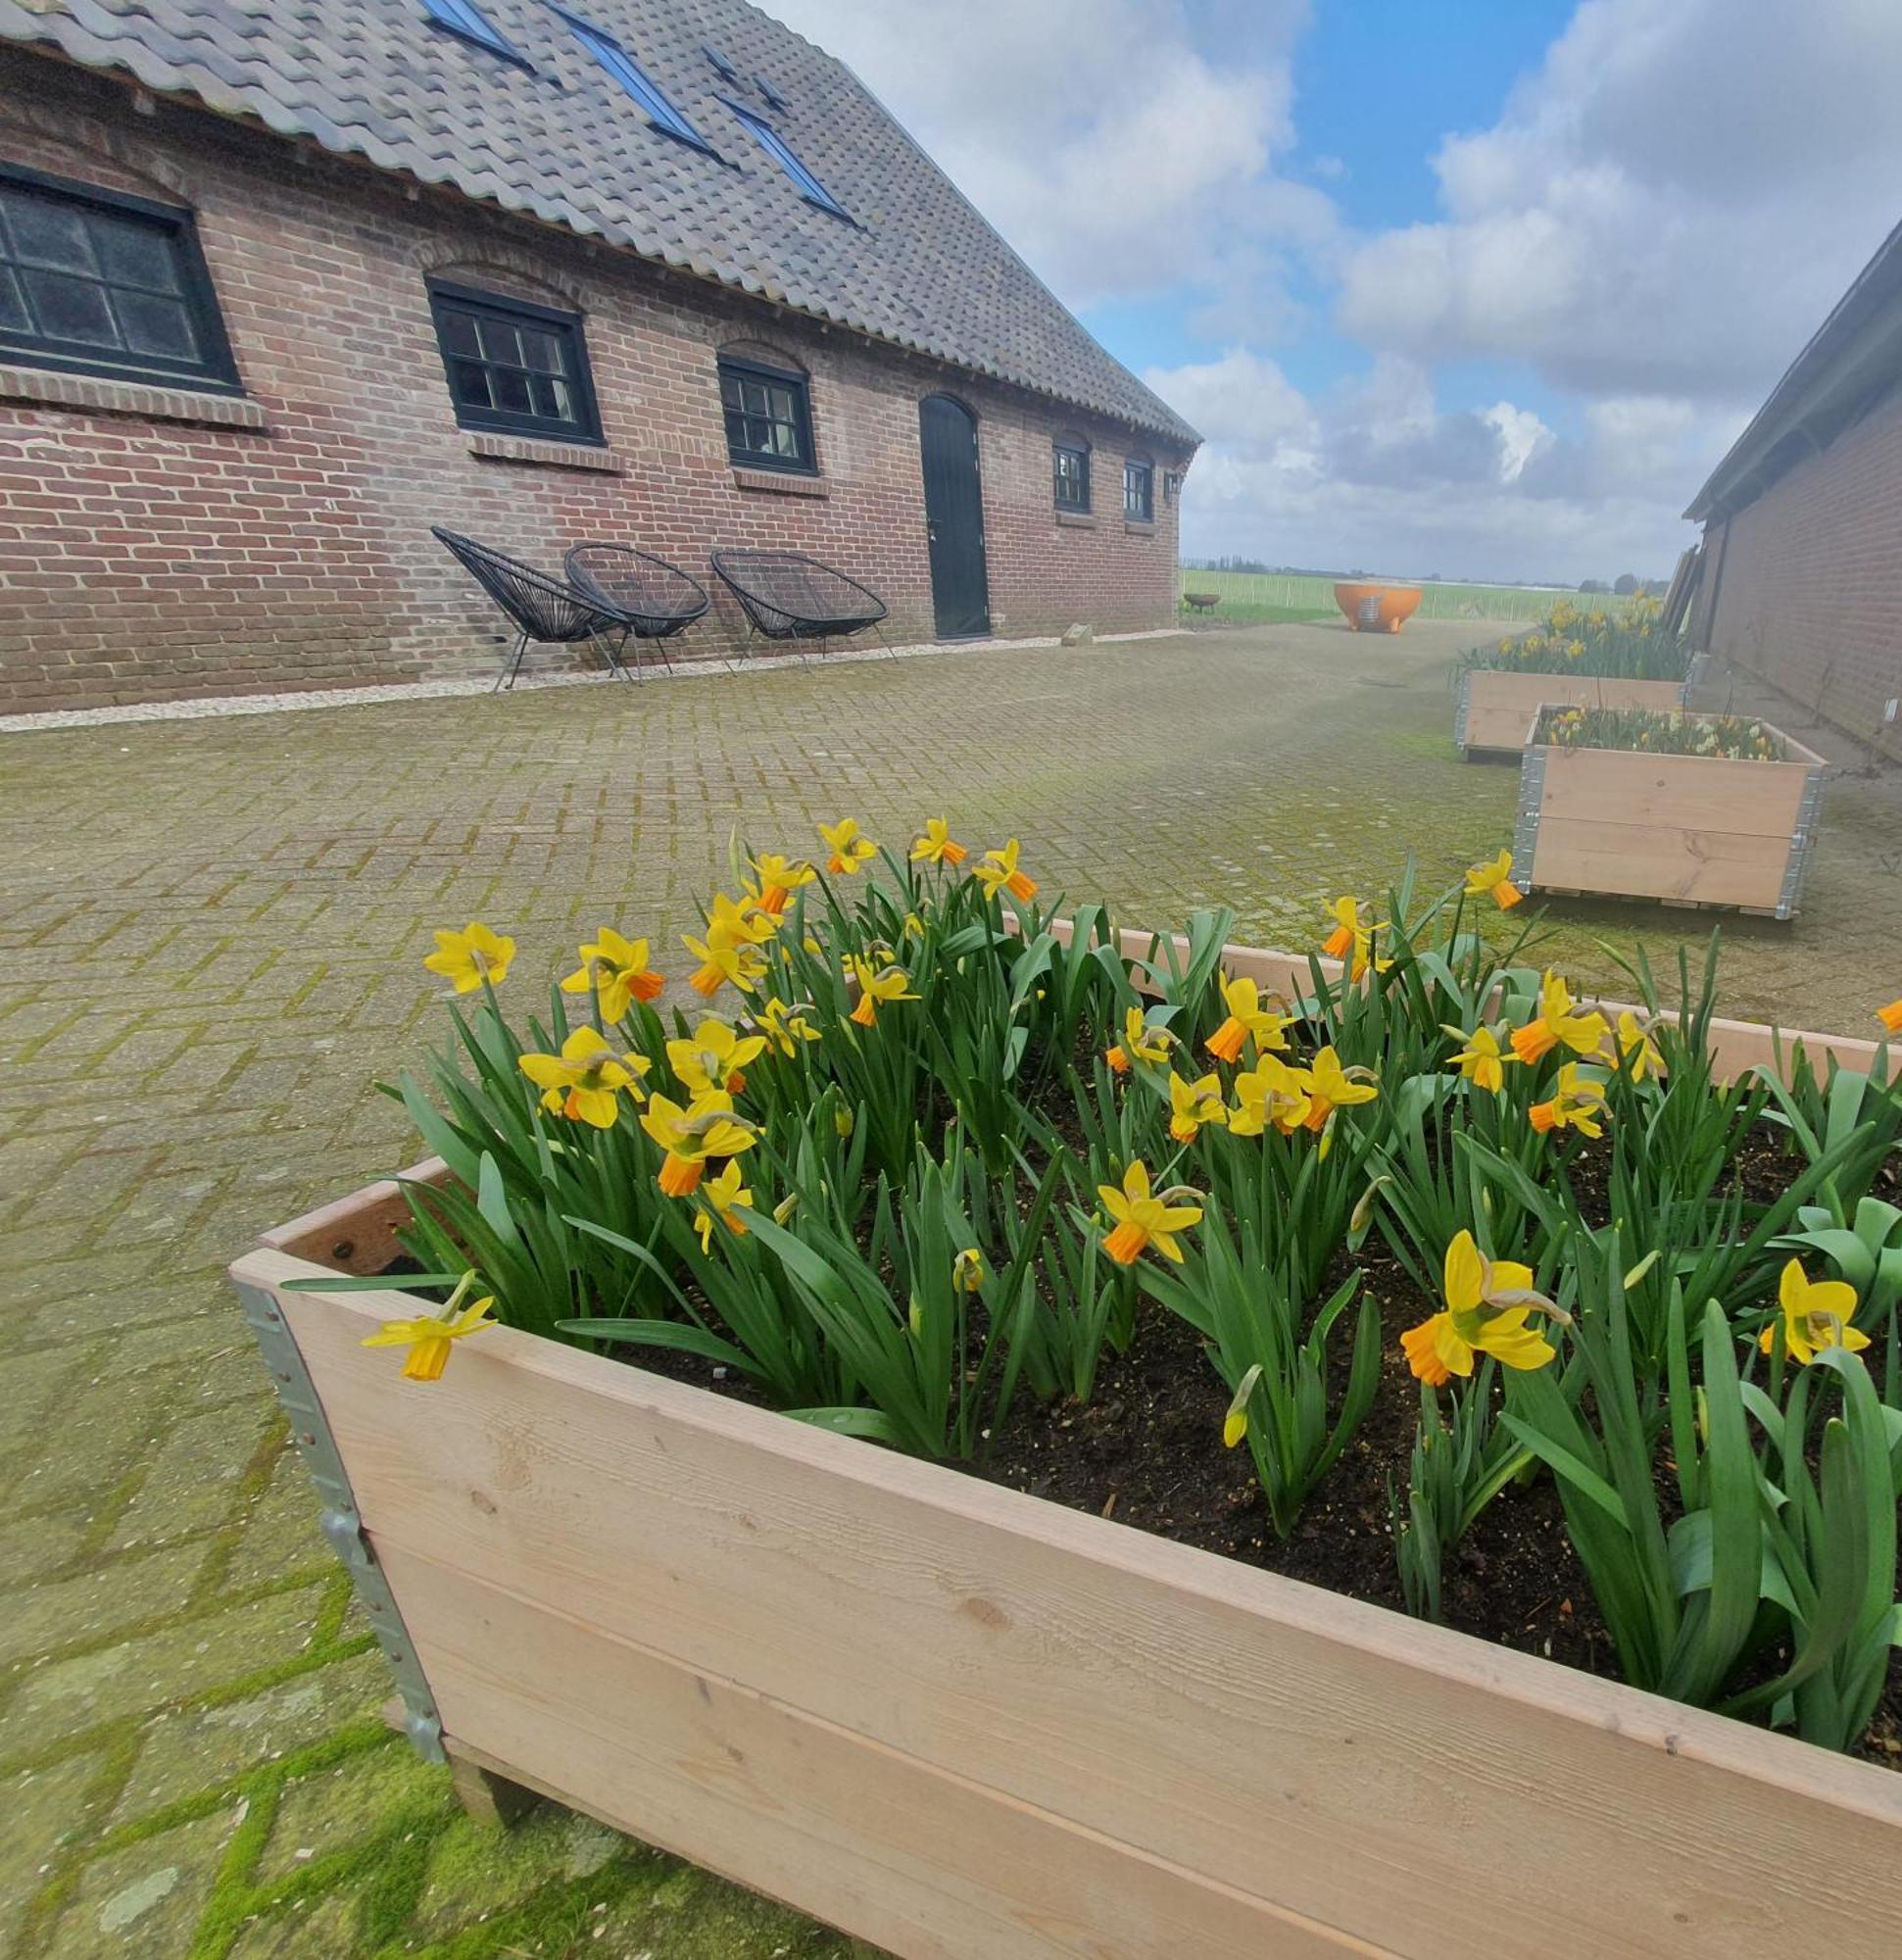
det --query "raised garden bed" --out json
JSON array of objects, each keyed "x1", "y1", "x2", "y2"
[
  {"x1": 1514, "y1": 707, "x2": 1828, "y2": 916},
  {"x1": 1458, "y1": 667, "x2": 1693, "y2": 756},
  {"x1": 230, "y1": 844, "x2": 1901, "y2": 1959}
]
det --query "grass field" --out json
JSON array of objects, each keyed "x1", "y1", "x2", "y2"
[{"x1": 1179, "y1": 566, "x2": 1634, "y2": 626}]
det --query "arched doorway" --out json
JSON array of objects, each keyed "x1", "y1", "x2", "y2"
[{"x1": 918, "y1": 395, "x2": 991, "y2": 638}]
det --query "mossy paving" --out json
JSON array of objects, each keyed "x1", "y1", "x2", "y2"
[{"x1": 3, "y1": 620, "x2": 1898, "y2": 1956}]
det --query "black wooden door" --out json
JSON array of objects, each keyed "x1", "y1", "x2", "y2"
[{"x1": 919, "y1": 395, "x2": 990, "y2": 638}]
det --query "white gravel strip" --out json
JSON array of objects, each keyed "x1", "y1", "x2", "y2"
[{"x1": 0, "y1": 629, "x2": 1190, "y2": 736}]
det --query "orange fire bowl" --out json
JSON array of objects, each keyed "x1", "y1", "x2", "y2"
[{"x1": 1333, "y1": 583, "x2": 1424, "y2": 633}]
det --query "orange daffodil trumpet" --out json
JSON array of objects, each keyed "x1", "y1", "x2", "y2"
[
  {"x1": 973, "y1": 838, "x2": 1039, "y2": 904},
  {"x1": 1880, "y1": 999, "x2": 1902, "y2": 1035},
  {"x1": 423, "y1": 921, "x2": 515, "y2": 993},
  {"x1": 639, "y1": 1092, "x2": 758, "y2": 1198},
  {"x1": 1445, "y1": 1023, "x2": 1514, "y2": 1094},
  {"x1": 749, "y1": 854, "x2": 815, "y2": 916},
  {"x1": 517, "y1": 1028, "x2": 652, "y2": 1128},
  {"x1": 1529, "y1": 1062, "x2": 1609, "y2": 1139},
  {"x1": 1106, "y1": 1004, "x2": 1176, "y2": 1074},
  {"x1": 1321, "y1": 895, "x2": 1368, "y2": 964},
  {"x1": 683, "y1": 892, "x2": 775, "y2": 999},
  {"x1": 1098, "y1": 1160, "x2": 1202, "y2": 1266},
  {"x1": 848, "y1": 956, "x2": 918, "y2": 1027},
  {"x1": 818, "y1": 817, "x2": 877, "y2": 876},
  {"x1": 666, "y1": 1017, "x2": 766, "y2": 1097},
  {"x1": 561, "y1": 927, "x2": 662, "y2": 1020},
  {"x1": 362, "y1": 1270, "x2": 495, "y2": 1383},
  {"x1": 1228, "y1": 1054, "x2": 1313, "y2": 1136},
  {"x1": 1169, "y1": 1071, "x2": 1230, "y2": 1144},
  {"x1": 1400, "y1": 1232, "x2": 1567, "y2": 1387},
  {"x1": 1301, "y1": 1046, "x2": 1379, "y2": 1132},
  {"x1": 910, "y1": 818, "x2": 969, "y2": 867},
  {"x1": 1205, "y1": 975, "x2": 1292, "y2": 1064},
  {"x1": 1761, "y1": 1258, "x2": 1867, "y2": 1365},
  {"x1": 1509, "y1": 970, "x2": 1609, "y2": 1065},
  {"x1": 1465, "y1": 848, "x2": 1524, "y2": 910}
]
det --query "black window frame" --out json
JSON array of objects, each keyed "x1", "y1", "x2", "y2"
[
  {"x1": 1123, "y1": 458, "x2": 1154, "y2": 521},
  {"x1": 717, "y1": 353, "x2": 817, "y2": 475},
  {"x1": 426, "y1": 279, "x2": 604, "y2": 445},
  {"x1": 1053, "y1": 441, "x2": 1091, "y2": 513},
  {"x1": 0, "y1": 161, "x2": 241, "y2": 394}
]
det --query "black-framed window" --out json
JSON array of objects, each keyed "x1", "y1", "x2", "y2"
[
  {"x1": 718, "y1": 354, "x2": 815, "y2": 473},
  {"x1": 0, "y1": 163, "x2": 240, "y2": 393},
  {"x1": 1053, "y1": 442, "x2": 1091, "y2": 512},
  {"x1": 427, "y1": 281, "x2": 603, "y2": 443},
  {"x1": 1124, "y1": 459, "x2": 1153, "y2": 520}
]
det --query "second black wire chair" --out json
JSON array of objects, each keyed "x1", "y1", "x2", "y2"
[
  {"x1": 710, "y1": 549, "x2": 892, "y2": 663},
  {"x1": 564, "y1": 543, "x2": 711, "y2": 678}
]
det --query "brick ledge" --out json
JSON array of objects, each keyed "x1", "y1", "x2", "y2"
[
  {"x1": 0, "y1": 364, "x2": 267, "y2": 429},
  {"x1": 1055, "y1": 510, "x2": 1098, "y2": 528},
  {"x1": 466, "y1": 431, "x2": 624, "y2": 473},
  {"x1": 1124, "y1": 518, "x2": 1157, "y2": 535},
  {"x1": 731, "y1": 466, "x2": 830, "y2": 497}
]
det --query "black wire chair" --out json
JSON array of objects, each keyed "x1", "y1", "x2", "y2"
[
  {"x1": 563, "y1": 543, "x2": 710, "y2": 678},
  {"x1": 431, "y1": 526, "x2": 630, "y2": 692},
  {"x1": 709, "y1": 549, "x2": 893, "y2": 663}
]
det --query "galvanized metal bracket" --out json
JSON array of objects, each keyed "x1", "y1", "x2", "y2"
[
  {"x1": 1511, "y1": 743, "x2": 1546, "y2": 894},
  {"x1": 1776, "y1": 763, "x2": 1827, "y2": 921},
  {"x1": 233, "y1": 1278, "x2": 446, "y2": 1764},
  {"x1": 1452, "y1": 671, "x2": 1471, "y2": 757}
]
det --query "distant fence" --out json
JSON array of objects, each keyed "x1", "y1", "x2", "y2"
[{"x1": 1178, "y1": 568, "x2": 1637, "y2": 625}]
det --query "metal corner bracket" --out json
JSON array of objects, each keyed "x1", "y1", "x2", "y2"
[
  {"x1": 1511, "y1": 742, "x2": 1546, "y2": 894},
  {"x1": 1452, "y1": 669, "x2": 1471, "y2": 756},
  {"x1": 1775, "y1": 763, "x2": 1826, "y2": 921},
  {"x1": 233, "y1": 1279, "x2": 446, "y2": 1764}
]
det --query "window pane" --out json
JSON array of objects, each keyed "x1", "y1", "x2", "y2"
[
  {"x1": 743, "y1": 380, "x2": 769, "y2": 415},
  {"x1": 518, "y1": 328, "x2": 564, "y2": 374},
  {"x1": 529, "y1": 374, "x2": 576, "y2": 421},
  {"x1": 22, "y1": 269, "x2": 119, "y2": 345},
  {"x1": 115, "y1": 289, "x2": 198, "y2": 359},
  {"x1": 439, "y1": 309, "x2": 481, "y2": 357},
  {"x1": 767, "y1": 385, "x2": 794, "y2": 421},
  {"x1": 0, "y1": 266, "x2": 28, "y2": 332},
  {"x1": 492, "y1": 368, "x2": 532, "y2": 414},
  {"x1": 5, "y1": 195, "x2": 98, "y2": 272},
  {"x1": 451, "y1": 359, "x2": 493, "y2": 408},
  {"x1": 720, "y1": 374, "x2": 743, "y2": 413},
  {"x1": 746, "y1": 416, "x2": 772, "y2": 454},
  {"x1": 724, "y1": 408, "x2": 749, "y2": 451},
  {"x1": 475, "y1": 316, "x2": 522, "y2": 364},
  {"x1": 95, "y1": 220, "x2": 179, "y2": 292},
  {"x1": 771, "y1": 421, "x2": 798, "y2": 458}
]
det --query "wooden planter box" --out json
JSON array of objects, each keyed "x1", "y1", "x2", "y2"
[
  {"x1": 1514, "y1": 713, "x2": 1827, "y2": 916},
  {"x1": 228, "y1": 933, "x2": 1894, "y2": 1960},
  {"x1": 1457, "y1": 666, "x2": 1695, "y2": 758}
]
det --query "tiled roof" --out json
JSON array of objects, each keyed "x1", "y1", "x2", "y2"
[{"x1": 0, "y1": 0, "x2": 1199, "y2": 446}]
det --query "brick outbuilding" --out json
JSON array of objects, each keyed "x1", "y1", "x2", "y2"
[{"x1": 0, "y1": 0, "x2": 1198, "y2": 710}]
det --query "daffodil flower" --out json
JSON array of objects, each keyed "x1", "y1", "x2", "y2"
[
  {"x1": 1879, "y1": 999, "x2": 1902, "y2": 1035},
  {"x1": 639, "y1": 1091, "x2": 759, "y2": 1196},
  {"x1": 749, "y1": 855, "x2": 816, "y2": 916},
  {"x1": 560, "y1": 928, "x2": 663, "y2": 1021},
  {"x1": 1464, "y1": 848, "x2": 1524, "y2": 911},
  {"x1": 973, "y1": 838, "x2": 1039, "y2": 904},
  {"x1": 1228, "y1": 1054, "x2": 1313, "y2": 1136},
  {"x1": 1205, "y1": 975, "x2": 1292, "y2": 1063},
  {"x1": 1301, "y1": 1046, "x2": 1379, "y2": 1131},
  {"x1": 910, "y1": 818, "x2": 969, "y2": 867},
  {"x1": 1105, "y1": 1004, "x2": 1175, "y2": 1074},
  {"x1": 362, "y1": 1271, "x2": 496, "y2": 1382},
  {"x1": 666, "y1": 1017, "x2": 766, "y2": 1097},
  {"x1": 682, "y1": 921, "x2": 768, "y2": 998},
  {"x1": 848, "y1": 956, "x2": 918, "y2": 1027},
  {"x1": 1321, "y1": 896, "x2": 1368, "y2": 963},
  {"x1": 517, "y1": 1027, "x2": 652, "y2": 1128},
  {"x1": 1097, "y1": 1160, "x2": 1202, "y2": 1266},
  {"x1": 1529, "y1": 1062, "x2": 1609, "y2": 1138},
  {"x1": 1509, "y1": 970, "x2": 1609, "y2": 1064},
  {"x1": 1222, "y1": 1363, "x2": 1263, "y2": 1448},
  {"x1": 1400, "y1": 1231, "x2": 1564, "y2": 1386},
  {"x1": 692, "y1": 1159, "x2": 753, "y2": 1253},
  {"x1": 422, "y1": 922, "x2": 515, "y2": 993},
  {"x1": 751, "y1": 997, "x2": 821, "y2": 1057},
  {"x1": 951, "y1": 1248, "x2": 986, "y2": 1293},
  {"x1": 1169, "y1": 1070, "x2": 1230, "y2": 1143},
  {"x1": 1759, "y1": 1258, "x2": 1866, "y2": 1365},
  {"x1": 1441, "y1": 1023, "x2": 1513, "y2": 1094},
  {"x1": 1616, "y1": 1010, "x2": 1662, "y2": 1083},
  {"x1": 818, "y1": 818, "x2": 877, "y2": 875}
]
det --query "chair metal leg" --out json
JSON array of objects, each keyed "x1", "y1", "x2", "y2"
[
  {"x1": 872, "y1": 621, "x2": 898, "y2": 661},
  {"x1": 603, "y1": 627, "x2": 636, "y2": 684},
  {"x1": 495, "y1": 629, "x2": 529, "y2": 693}
]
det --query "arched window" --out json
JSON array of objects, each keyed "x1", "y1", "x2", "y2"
[{"x1": 717, "y1": 348, "x2": 816, "y2": 473}]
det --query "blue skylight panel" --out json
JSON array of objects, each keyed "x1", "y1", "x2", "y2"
[
  {"x1": 726, "y1": 102, "x2": 850, "y2": 220},
  {"x1": 566, "y1": 17, "x2": 710, "y2": 150},
  {"x1": 421, "y1": 0, "x2": 523, "y2": 64}
]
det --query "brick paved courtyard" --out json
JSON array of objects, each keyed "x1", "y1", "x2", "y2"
[{"x1": 3, "y1": 616, "x2": 1898, "y2": 1957}]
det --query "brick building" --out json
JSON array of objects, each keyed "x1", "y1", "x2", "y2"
[
  {"x1": 0, "y1": 0, "x2": 1198, "y2": 710},
  {"x1": 1686, "y1": 218, "x2": 1902, "y2": 753}
]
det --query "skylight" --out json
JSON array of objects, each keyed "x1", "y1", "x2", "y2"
[
  {"x1": 755, "y1": 76, "x2": 789, "y2": 114},
  {"x1": 563, "y1": 13, "x2": 710, "y2": 151},
  {"x1": 703, "y1": 45, "x2": 740, "y2": 84},
  {"x1": 421, "y1": 0, "x2": 525, "y2": 65},
  {"x1": 725, "y1": 101, "x2": 850, "y2": 220}
]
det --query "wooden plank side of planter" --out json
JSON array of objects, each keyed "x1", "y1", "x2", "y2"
[
  {"x1": 1461, "y1": 671, "x2": 1687, "y2": 754},
  {"x1": 236, "y1": 1255, "x2": 1902, "y2": 1960},
  {"x1": 375, "y1": 1544, "x2": 1368, "y2": 1960},
  {"x1": 1534, "y1": 746, "x2": 1811, "y2": 841}
]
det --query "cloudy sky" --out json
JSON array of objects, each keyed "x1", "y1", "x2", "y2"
[{"x1": 760, "y1": 0, "x2": 1902, "y2": 585}]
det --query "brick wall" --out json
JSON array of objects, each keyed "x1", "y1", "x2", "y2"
[
  {"x1": 1699, "y1": 383, "x2": 1902, "y2": 753},
  {"x1": 0, "y1": 57, "x2": 1193, "y2": 711}
]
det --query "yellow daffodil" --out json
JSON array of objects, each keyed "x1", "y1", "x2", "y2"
[
  {"x1": 818, "y1": 818, "x2": 877, "y2": 876},
  {"x1": 1302, "y1": 1046, "x2": 1379, "y2": 1131},
  {"x1": 752, "y1": 996, "x2": 821, "y2": 1058},
  {"x1": 639, "y1": 1091, "x2": 758, "y2": 1197},
  {"x1": 692, "y1": 1159, "x2": 753, "y2": 1253},
  {"x1": 951, "y1": 1248, "x2": 986, "y2": 1293},
  {"x1": 560, "y1": 928, "x2": 662, "y2": 1020},
  {"x1": 517, "y1": 1027, "x2": 652, "y2": 1128},
  {"x1": 973, "y1": 838, "x2": 1039, "y2": 904},
  {"x1": 1616, "y1": 1010, "x2": 1663, "y2": 1083},
  {"x1": 1509, "y1": 970, "x2": 1609, "y2": 1064},
  {"x1": 667, "y1": 1017, "x2": 766, "y2": 1097},
  {"x1": 1759, "y1": 1258, "x2": 1867, "y2": 1365},
  {"x1": 1169, "y1": 1070, "x2": 1230, "y2": 1144},
  {"x1": 1098, "y1": 1160, "x2": 1202, "y2": 1266},
  {"x1": 1228, "y1": 1054, "x2": 1313, "y2": 1136},
  {"x1": 1321, "y1": 895, "x2": 1368, "y2": 963},
  {"x1": 1444, "y1": 1023, "x2": 1514, "y2": 1094},
  {"x1": 1105, "y1": 1004, "x2": 1175, "y2": 1073},
  {"x1": 422, "y1": 921, "x2": 514, "y2": 993},
  {"x1": 1529, "y1": 1062, "x2": 1609, "y2": 1138},
  {"x1": 848, "y1": 956, "x2": 918, "y2": 1027},
  {"x1": 1465, "y1": 848, "x2": 1524, "y2": 911},
  {"x1": 910, "y1": 818, "x2": 969, "y2": 867},
  {"x1": 1205, "y1": 975, "x2": 1292, "y2": 1063},
  {"x1": 361, "y1": 1271, "x2": 495, "y2": 1382},
  {"x1": 1879, "y1": 999, "x2": 1902, "y2": 1035},
  {"x1": 1222, "y1": 1363, "x2": 1264, "y2": 1448},
  {"x1": 1400, "y1": 1231, "x2": 1563, "y2": 1386},
  {"x1": 682, "y1": 922, "x2": 767, "y2": 999},
  {"x1": 749, "y1": 854, "x2": 816, "y2": 916}
]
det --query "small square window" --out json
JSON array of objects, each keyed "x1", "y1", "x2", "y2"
[
  {"x1": 427, "y1": 281, "x2": 602, "y2": 443},
  {"x1": 718, "y1": 354, "x2": 815, "y2": 473},
  {"x1": 1124, "y1": 460, "x2": 1153, "y2": 521},
  {"x1": 0, "y1": 163, "x2": 239, "y2": 391},
  {"x1": 1053, "y1": 442, "x2": 1091, "y2": 512}
]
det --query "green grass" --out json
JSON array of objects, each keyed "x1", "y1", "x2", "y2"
[
  {"x1": 1181, "y1": 598, "x2": 1336, "y2": 626},
  {"x1": 1180, "y1": 568, "x2": 1638, "y2": 625}
]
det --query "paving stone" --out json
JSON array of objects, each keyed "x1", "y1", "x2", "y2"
[
  {"x1": 255, "y1": 1735, "x2": 454, "y2": 1881},
  {"x1": 224, "y1": 1890, "x2": 362, "y2": 1960},
  {"x1": 39, "y1": 1809, "x2": 236, "y2": 1957},
  {"x1": 415, "y1": 1808, "x2": 655, "y2": 1936},
  {"x1": 107, "y1": 1400, "x2": 276, "y2": 1552},
  {"x1": 0, "y1": 1543, "x2": 209, "y2": 1670},
  {"x1": 0, "y1": 1505, "x2": 96, "y2": 1587},
  {"x1": 0, "y1": 1752, "x2": 106, "y2": 1952},
  {"x1": 219, "y1": 1446, "x2": 337, "y2": 1593}
]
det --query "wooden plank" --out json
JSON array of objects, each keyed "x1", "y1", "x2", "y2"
[
  {"x1": 259, "y1": 1155, "x2": 446, "y2": 1273},
  {"x1": 379, "y1": 1544, "x2": 1375, "y2": 1960},
  {"x1": 1461, "y1": 672, "x2": 1687, "y2": 753},
  {"x1": 1533, "y1": 814, "x2": 1792, "y2": 909},
  {"x1": 237, "y1": 1257, "x2": 1902, "y2": 1960},
  {"x1": 1536, "y1": 748, "x2": 1808, "y2": 840}
]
